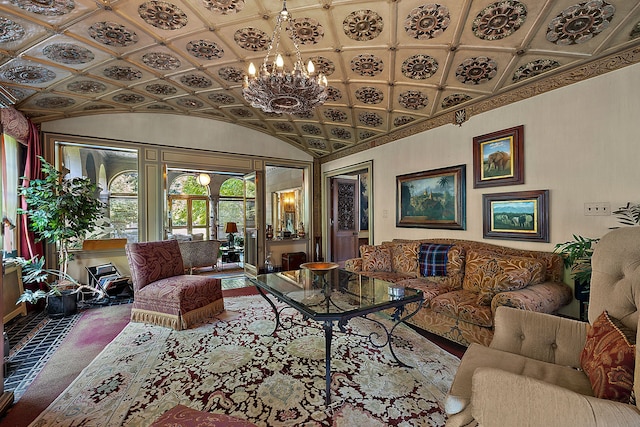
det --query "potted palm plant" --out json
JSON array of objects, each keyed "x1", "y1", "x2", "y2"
[{"x1": 16, "y1": 156, "x2": 105, "y2": 317}]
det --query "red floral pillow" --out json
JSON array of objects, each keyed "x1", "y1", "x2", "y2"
[{"x1": 580, "y1": 311, "x2": 636, "y2": 403}]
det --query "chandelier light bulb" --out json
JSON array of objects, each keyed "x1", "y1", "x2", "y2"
[
  {"x1": 275, "y1": 54, "x2": 284, "y2": 69},
  {"x1": 307, "y1": 60, "x2": 315, "y2": 74},
  {"x1": 248, "y1": 62, "x2": 256, "y2": 77}
]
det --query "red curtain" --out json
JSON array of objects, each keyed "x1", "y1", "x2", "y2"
[{"x1": 18, "y1": 120, "x2": 44, "y2": 260}]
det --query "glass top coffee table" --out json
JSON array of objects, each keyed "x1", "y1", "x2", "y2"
[{"x1": 248, "y1": 266, "x2": 424, "y2": 405}]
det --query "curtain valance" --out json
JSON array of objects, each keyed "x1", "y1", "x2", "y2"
[{"x1": 1, "y1": 107, "x2": 29, "y2": 143}]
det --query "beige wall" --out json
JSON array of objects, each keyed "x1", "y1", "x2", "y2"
[
  {"x1": 321, "y1": 62, "x2": 640, "y2": 318},
  {"x1": 42, "y1": 113, "x2": 313, "y2": 162}
]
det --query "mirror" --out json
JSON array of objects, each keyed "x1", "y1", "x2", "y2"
[{"x1": 272, "y1": 188, "x2": 302, "y2": 238}]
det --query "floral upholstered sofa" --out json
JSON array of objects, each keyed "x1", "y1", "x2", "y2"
[{"x1": 345, "y1": 238, "x2": 573, "y2": 346}]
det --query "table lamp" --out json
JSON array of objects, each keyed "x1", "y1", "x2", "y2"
[{"x1": 225, "y1": 222, "x2": 238, "y2": 247}]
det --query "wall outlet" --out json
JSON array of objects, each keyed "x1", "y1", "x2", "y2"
[{"x1": 584, "y1": 202, "x2": 611, "y2": 216}]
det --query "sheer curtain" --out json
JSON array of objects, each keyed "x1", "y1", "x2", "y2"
[{"x1": 1, "y1": 133, "x2": 18, "y2": 255}]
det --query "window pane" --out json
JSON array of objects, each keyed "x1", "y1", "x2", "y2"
[
  {"x1": 192, "y1": 199, "x2": 208, "y2": 226},
  {"x1": 171, "y1": 199, "x2": 188, "y2": 226}
]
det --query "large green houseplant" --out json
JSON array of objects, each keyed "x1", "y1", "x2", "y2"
[{"x1": 16, "y1": 157, "x2": 105, "y2": 315}]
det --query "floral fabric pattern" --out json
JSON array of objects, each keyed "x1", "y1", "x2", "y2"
[
  {"x1": 462, "y1": 250, "x2": 546, "y2": 305},
  {"x1": 430, "y1": 290, "x2": 493, "y2": 328},
  {"x1": 580, "y1": 311, "x2": 636, "y2": 403},
  {"x1": 360, "y1": 245, "x2": 392, "y2": 272}
]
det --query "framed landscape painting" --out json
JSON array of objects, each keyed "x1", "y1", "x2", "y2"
[
  {"x1": 483, "y1": 190, "x2": 549, "y2": 242},
  {"x1": 396, "y1": 165, "x2": 466, "y2": 230},
  {"x1": 473, "y1": 125, "x2": 524, "y2": 188}
]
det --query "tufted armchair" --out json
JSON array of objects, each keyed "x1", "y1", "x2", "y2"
[
  {"x1": 445, "y1": 226, "x2": 640, "y2": 426},
  {"x1": 126, "y1": 239, "x2": 224, "y2": 330}
]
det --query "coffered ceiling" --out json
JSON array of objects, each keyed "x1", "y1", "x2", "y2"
[{"x1": 1, "y1": 0, "x2": 639, "y2": 159}]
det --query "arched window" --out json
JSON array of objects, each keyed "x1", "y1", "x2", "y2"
[
  {"x1": 168, "y1": 174, "x2": 210, "y2": 239},
  {"x1": 109, "y1": 171, "x2": 139, "y2": 242}
]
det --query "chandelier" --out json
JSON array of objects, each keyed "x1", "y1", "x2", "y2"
[{"x1": 242, "y1": 0, "x2": 328, "y2": 115}]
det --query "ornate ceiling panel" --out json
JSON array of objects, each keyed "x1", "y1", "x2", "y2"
[{"x1": 1, "y1": 0, "x2": 639, "y2": 159}]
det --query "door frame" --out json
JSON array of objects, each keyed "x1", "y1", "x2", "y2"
[{"x1": 322, "y1": 160, "x2": 373, "y2": 263}]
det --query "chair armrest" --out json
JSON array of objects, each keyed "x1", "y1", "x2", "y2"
[
  {"x1": 491, "y1": 281, "x2": 572, "y2": 313},
  {"x1": 490, "y1": 306, "x2": 588, "y2": 367},
  {"x1": 472, "y1": 368, "x2": 640, "y2": 427},
  {"x1": 345, "y1": 257, "x2": 362, "y2": 272}
]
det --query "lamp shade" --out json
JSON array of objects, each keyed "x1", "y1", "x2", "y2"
[{"x1": 225, "y1": 222, "x2": 238, "y2": 233}]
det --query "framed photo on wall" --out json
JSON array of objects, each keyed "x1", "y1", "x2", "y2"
[
  {"x1": 473, "y1": 125, "x2": 524, "y2": 188},
  {"x1": 482, "y1": 190, "x2": 549, "y2": 242},
  {"x1": 396, "y1": 165, "x2": 466, "y2": 230}
]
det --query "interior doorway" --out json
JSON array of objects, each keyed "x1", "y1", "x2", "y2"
[{"x1": 323, "y1": 161, "x2": 372, "y2": 266}]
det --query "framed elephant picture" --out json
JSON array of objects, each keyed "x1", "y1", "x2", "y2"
[
  {"x1": 482, "y1": 190, "x2": 549, "y2": 242},
  {"x1": 473, "y1": 125, "x2": 524, "y2": 188}
]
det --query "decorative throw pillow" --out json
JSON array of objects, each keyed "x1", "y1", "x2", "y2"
[
  {"x1": 419, "y1": 243, "x2": 454, "y2": 277},
  {"x1": 360, "y1": 245, "x2": 392, "y2": 272},
  {"x1": 390, "y1": 242, "x2": 420, "y2": 276},
  {"x1": 462, "y1": 250, "x2": 546, "y2": 305},
  {"x1": 580, "y1": 311, "x2": 636, "y2": 403}
]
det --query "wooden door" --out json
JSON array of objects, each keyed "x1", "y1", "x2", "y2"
[{"x1": 330, "y1": 178, "x2": 359, "y2": 266}]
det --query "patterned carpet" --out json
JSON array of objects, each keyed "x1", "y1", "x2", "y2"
[{"x1": 29, "y1": 294, "x2": 460, "y2": 426}]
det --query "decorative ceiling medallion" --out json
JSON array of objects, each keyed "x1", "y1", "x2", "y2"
[
  {"x1": 35, "y1": 96, "x2": 75, "y2": 108},
  {"x1": 293, "y1": 110, "x2": 314, "y2": 119},
  {"x1": 308, "y1": 139, "x2": 327, "y2": 150},
  {"x1": 351, "y1": 54, "x2": 383, "y2": 77},
  {"x1": 325, "y1": 86, "x2": 342, "y2": 101},
  {"x1": 263, "y1": 112, "x2": 282, "y2": 118},
  {"x1": 89, "y1": 22, "x2": 139, "y2": 47},
  {"x1": 472, "y1": 1, "x2": 527, "y2": 41},
  {"x1": 177, "y1": 98, "x2": 203, "y2": 108},
  {"x1": 401, "y1": 54, "x2": 438, "y2": 79},
  {"x1": 103, "y1": 66, "x2": 143, "y2": 81},
  {"x1": 307, "y1": 56, "x2": 335, "y2": 76},
  {"x1": 234, "y1": 28, "x2": 269, "y2": 51},
  {"x1": 67, "y1": 80, "x2": 107, "y2": 93},
  {"x1": 404, "y1": 4, "x2": 450, "y2": 40},
  {"x1": 334, "y1": 142, "x2": 348, "y2": 150},
  {"x1": 230, "y1": 108, "x2": 252, "y2": 117},
  {"x1": 513, "y1": 59, "x2": 561, "y2": 82},
  {"x1": 323, "y1": 109, "x2": 348, "y2": 122},
  {"x1": 113, "y1": 93, "x2": 145, "y2": 104},
  {"x1": 343, "y1": 10, "x2": 383, "y2": 41},
  {"x1": 11, "y1": 0, "x2": 74, "y2": 16},
  {"x1": 84, "y1": 105, "x2": 114, "y2": 110},
  {"x1": 331, "y1": 127, "x2": 352, "y2": 139},
  {"x1": 145, "y1": 83, "x2": 177, "y2": 95},
  {"x1": 6, "y1": 87, "x2": 30, "y2": 101},
  {"x1": 43, "y1": 43, "x2": 94, "y2": 64},
  {"x1": 398, "y1": 90, "x2": 428, "y2": 110},
  {"x1": 393, "y1": 115, "x2": 415, "y2": 127},
  {"x1": 455, "y1": 56, "x2": 498, "y2": 84},
  {"x1": 139, "y1": 1, "x2": 188, "y2": 31},
  {"x1": 355, "y1": 86, "x2": 383, "y2": 104},
  {"x1": 289, "y1": 17, "x2": 324, "y2": 45},
  {"x1": 273, "y1": 122, "x2": 294, "y2": 132},
  {"x1": 302, "y1": 124, "x2": 321, "y2": 135},
  {"x1": 142, "y1": 52, "x2": 181, "y2": 70},
  {"x1": 208, "y1": 93, "x2": 235, "y2": 104},
  {"x1": 218, "y1": 66, "x2": 244, "y2": 83},
  {"x1": 2, "y1": 65, "x2": 56, "y2": 83},
  {"x1": 547, "y1": 1, "x2": 615, "y2": 45},
  {"x1": 359, "y1": 131, "x2": 376, "y2": 140},
  {"x1": 0, "y1": 17, "x2": 25, "y2": 43},
  {"x1": 148, "y1": 104, "x2": 174, "y2": 110},
  {"x1": 442, "y1": 93, "x2": 472, "y2": 108},
  {"x1": 202, "y1": 0, "x2": 245, "y2": 15},
  {"x1": 180, "y1": 74, "x2": 212, "y2": 88},
  {"x1": 186, "y1": 40, "x2": 223, "y2": 60},
  {"x1": 358, "y1": 111, "x2": 383, "y2": 127}
]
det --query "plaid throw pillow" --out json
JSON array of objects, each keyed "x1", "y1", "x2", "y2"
[{"x1": 419, "y1": 243, "x2": 453, "y2": 277}]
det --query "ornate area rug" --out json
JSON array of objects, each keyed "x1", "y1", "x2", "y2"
[{"x1": 29, "y1": 295, "x2": 460, "y2": 427}]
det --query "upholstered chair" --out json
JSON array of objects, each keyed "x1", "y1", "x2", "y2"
[
  {"x1": 445, "y1": 226, "x2": 640, "y2": 426},
  {"x1": 125, "y1": 239, "x2": 224, "y2": 330},
  {"x1": 178, "y1": 239, "x2": 221, "y2": 274}
]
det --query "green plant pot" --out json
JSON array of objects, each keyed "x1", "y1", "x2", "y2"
[{"x1": 46, "y1": 291, "x2": 78, "y2": 318}]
